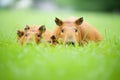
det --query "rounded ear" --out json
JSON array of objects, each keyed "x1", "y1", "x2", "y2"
[
  {"x1": 75, "y1": 17, "x2": 83, "y2": 25},
  {"x1": 50, "y1": 35, "x2": 58, "y2": 44},
  {"x1": 17, "y1": 30, "x2": 24, "y2": 37},
  {"x1": 50, "y1": 35, "x2": 56, "y2": 40},
  {"x1": 24, "y1": 25, "x2": 30, "y2": 31},
  {"x1": 55, "y1": 17, "x2": 63, "y2": 26},
  {"x1": 39, "y1": 25, "x2": 46, "y2": 33}
]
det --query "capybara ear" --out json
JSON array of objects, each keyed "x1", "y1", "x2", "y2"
[
  {"x1": 51, "y1": 35, "x2": 56, "y2": 40},
  {"x1": 39, "y1": 25, "x2": 46, "y2": 33},
  {"x1": 24, "y1": 25, "x2": 30, "y2": 31},
  {"x1": 55, "y1": 17, "x2": 63, "y2": 26},
  {"x1": 75, "y1": 17, "x2": 83, "y2": 25},
  {"x1": 17, "y1": 30, "x2": 24, "y2": 37},
  {"x1": 51, "y1": 35, "x2": 58, "y2": 44}
]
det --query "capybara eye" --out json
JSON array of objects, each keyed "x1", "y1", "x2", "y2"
[
  {"x1": 37, "y1": 34, "x2": 41, "y2": 37},
  {"x1": 61, "y1": 29, "x2": 64, "y2": 33},
  {"x1": 75, "y1": 29, "x2": 78, "y2": 32}
]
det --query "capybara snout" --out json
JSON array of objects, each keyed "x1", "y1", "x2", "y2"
[{"x1": 62, "y1": 27, "x2": 78, "y2": 45}]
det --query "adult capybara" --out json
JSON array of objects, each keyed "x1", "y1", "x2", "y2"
[
  {"x1": 53, "y1": 17, "x2": 102, "y2": 45},
  {"x1": 17, "y1": 25, "x2": 46, "y2": 45}
]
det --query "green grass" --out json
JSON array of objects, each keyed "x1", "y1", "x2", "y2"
[{"x1": 0, "y1": 10, "x2": 120, "y2": 80}]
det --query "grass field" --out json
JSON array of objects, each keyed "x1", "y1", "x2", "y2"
[{"x1": 0, "y1": 10, "x2": 120, "y2": 80}]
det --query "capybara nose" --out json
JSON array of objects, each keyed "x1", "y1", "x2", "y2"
[{"x1": 66, "y1": 41, "x2": 75, "y2": 46}]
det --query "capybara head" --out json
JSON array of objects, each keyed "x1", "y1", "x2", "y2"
[
  {"x1": 17, "y1": 25, "x2": 46, "y2": 45},
  {"x1": 55, "y1": 17, "x2": 83, "y2": 45},
  {"x1": 43, "y1": 30, "x2": 58, "y2": 45}
]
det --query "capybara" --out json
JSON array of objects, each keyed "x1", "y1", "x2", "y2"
[
  {"x1": 17, "y1": 25, "x2": 57, "y2": 45},
  {"x1": 17, "y1": 25, "x2": 46, "y2": 45},
  {"x1": 53, "y1": 17, "x2": 102, "y2": 45},
  {"x1": 43, "y1": 29, "x2": 58, "y2": 45}
]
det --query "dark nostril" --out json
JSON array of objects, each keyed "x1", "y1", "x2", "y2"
[{"x1": 66, "y1": 42, "x2": 75, "y2": 46}]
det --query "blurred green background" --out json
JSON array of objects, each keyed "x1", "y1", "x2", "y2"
[{"x1": 0, "y1": 0, "x2": 120, "y2": 12}]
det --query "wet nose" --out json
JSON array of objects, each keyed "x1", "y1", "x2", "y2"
[
  {"x1": 66, "y1": 41, "x2": 75, "y2": 46},
  {"x1": 65, "y1": 35, "x2": 75, "y2": 45}
]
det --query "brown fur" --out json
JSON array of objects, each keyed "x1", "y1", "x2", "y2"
[
  {"x1": 17, "y1": 25, "x2": 46, "y2": 45},
  {"x1": 53, "y1": 17, "x2": 102, "y2": 45},
  {"x1": 17, "y1": 26, "x2": 57, "y2": 45},
  {"x1": 43, "y1": 29, "x2": 58, "y2": 45}
]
